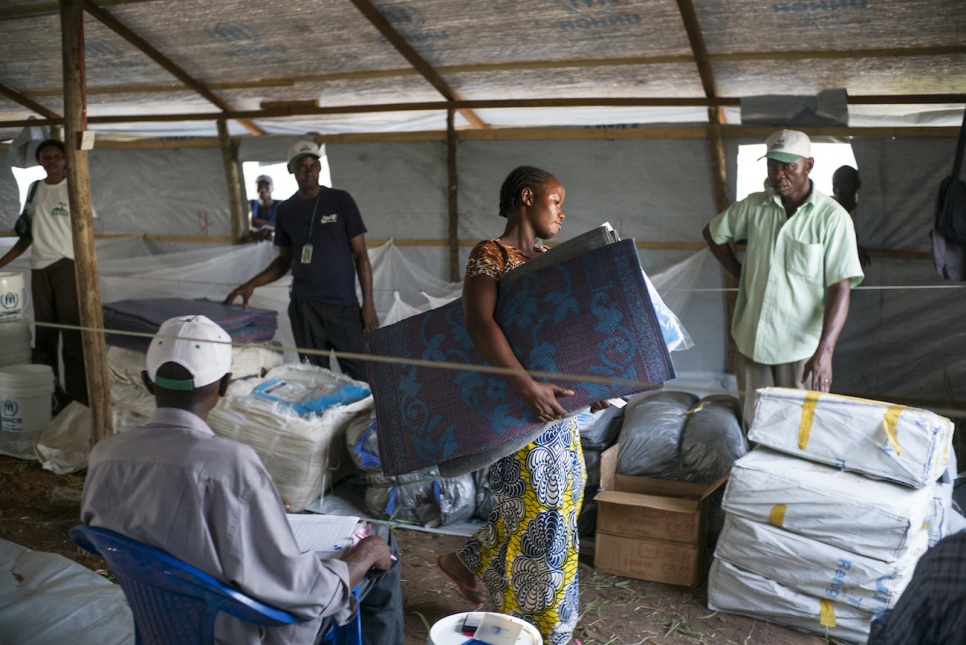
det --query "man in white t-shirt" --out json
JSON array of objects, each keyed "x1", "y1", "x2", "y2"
[{"x1": 0, "y1": 139, "x2": 89, "y2": 406}]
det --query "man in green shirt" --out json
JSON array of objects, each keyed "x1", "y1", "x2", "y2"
[{"x1": 703, "y1": 130, "x2": 864, "y2": 429}]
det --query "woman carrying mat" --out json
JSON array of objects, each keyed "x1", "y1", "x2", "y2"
[{"x1": 437, "y1": 166, "x2": 607, "y2": 645}]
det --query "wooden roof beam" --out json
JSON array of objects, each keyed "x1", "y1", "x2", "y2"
[
  {"x1": 20, "y1": 44, "x2": 965, "y2": 100},
  {"x1": 83, "y1": 1, "x2": 264, "y2": 136},
  {"x1": 0, "y1": 0, "x2": 152, "y2": 20},
  {"x1": 347, "y1": 0, "x2": 486, "y2": 130},
  {"x1": 3, "y1": 94, "x2": 963, "y2": 130},
  {"x1": 675, "y1": 0, "x2": 724, "y2": 126},
  {"x1": 0, "y1": 80, "x2": 61, "y2": 119}
]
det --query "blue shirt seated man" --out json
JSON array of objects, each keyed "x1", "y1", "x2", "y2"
[
  {"x1": 868, "y1": 529, "x2": 966, "y2": 645},
  {"x1": 80, "y1": 315, "x2": 403, "y2": 644}
]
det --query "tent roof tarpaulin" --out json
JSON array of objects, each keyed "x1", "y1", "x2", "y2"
[{"x1": 0, "y1": 0, "x2": 963, "y2": 139}]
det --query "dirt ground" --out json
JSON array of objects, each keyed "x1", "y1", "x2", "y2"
[{"x1": 0, "y1": 456, "x2": 828, "y2": 645}]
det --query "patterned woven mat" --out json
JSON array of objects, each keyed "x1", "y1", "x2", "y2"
[{"x1": 365, "y1": 239, "x2": 674, "y2": 476}]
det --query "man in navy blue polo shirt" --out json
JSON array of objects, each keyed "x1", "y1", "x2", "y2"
[{"x1": 226, "y1": 141, "x2": 377, "y2": 381}]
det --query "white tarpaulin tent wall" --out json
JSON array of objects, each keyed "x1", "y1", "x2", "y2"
[{"x1": 3, "y1": 130, "x2": 965, "y2": 411}]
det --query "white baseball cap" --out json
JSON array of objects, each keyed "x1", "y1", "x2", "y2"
[
  {"x1": 288, "y1": 140, "x2": 321, "y2": 165},
  {"x1": 146, "y1": 315, "x2": 232, "y2": 390},
  {"x1": 762, "y1": 129, "x2": 812, "y2": 163}
]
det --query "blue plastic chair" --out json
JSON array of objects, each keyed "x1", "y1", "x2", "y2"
[{"x1": 70, "y1": 525, "x2": 361, "y2": 645}]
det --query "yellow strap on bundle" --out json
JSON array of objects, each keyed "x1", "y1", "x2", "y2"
[
  {"x1": 769, "y1": 503, "x2": 787, "y2": 528},
  {"x1": 819, "y1": 598, "x2": 837, "y2": 627},
  {"x1": 882, "y1": 405, "x2": 904, "y2": 455},
  {"x1": 798, "y1": 391, "x2": 820, "y2": 450}
]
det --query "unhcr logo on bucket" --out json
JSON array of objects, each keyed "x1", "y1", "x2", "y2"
[
  {"x1": 2, "y1": 399, "x2": 21, "y2": 432},
  {"x1": 1, "y1": 291, "x2": 18, "y2": 311},
  {"x1": 556, "y1": 0, "x2": 646, "y2": 41}
]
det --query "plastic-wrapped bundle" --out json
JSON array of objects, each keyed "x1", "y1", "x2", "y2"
[
  {"x1": 346, "y1": 411, "x2": 381, "y2": 472},
  {"x1": 577, "y1": 499, "x2": 598, "y2": 538},
  {"x1": 575, "y1": 404, "x2": 625, "y2": 451},
  {"x1": 749, "y1": 387, "x2": 953, "y2": 488},
  {"x1": 208, "y1": 364, "x2": 371, "y2": 512},
  {"x1": 583, "y1": 448, "x2": 602, "y2": 488},
  {"x1": 680, "y1": 394, "x2": 748, "y2": 483},
  {"x1": 723, "y1": 447, "x2": 937, "y2": 561},
  {"x1": 929, "y1": 451, "x2": 959, "y2": 546},
  {"x1": 364, "y1": 469, "x2": 476, "y2": 528},
  {"x1": 472, "y1": 466, "x2": 495, "y2": 521},
  {"x1": 708, "y1": 558, "x2": 872, "y2": 643},
  {"x1": 616, "y1": 391, "x2": 699, "y2": 477},
  {"x1": 642, "y1": 270, "x2": 693, "y2": 352},
  {"x1": 251, "y1": 379, "x2": 370, "y2": 418},
  {"x1": 715, "y1": 513, "x2": 928, "y2": 614}
]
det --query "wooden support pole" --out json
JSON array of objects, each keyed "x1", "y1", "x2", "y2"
[
  {"x1": 217, "y1": 120, "x2": 246, "y2": 243},
  {"x1": 708, "y1": 108, "x2": 739, "y2": 373},
  {"x1": 60, "y1": 0, "x2": 113, "y2": 444},
  {"x1": 447, "y1": 109, "x2": 460, "y2": 282}
]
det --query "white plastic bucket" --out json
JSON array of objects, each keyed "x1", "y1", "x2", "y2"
[
  {"x1": 0, "y1": 364, "x2": 54, "y2": 460},
  {"x1": 0, "y1": 272, "x2": 26, "y2": 321},
  {"x1": 0, "y1": 320, "x2": 32, "y2": 366},
  {"x1": 427, "y1": 612, "x2": 543, "y2": 645}
]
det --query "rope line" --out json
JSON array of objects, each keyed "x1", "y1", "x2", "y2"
[{"x1": 16, "y1": 317, "x2": 966, "y2": 420}]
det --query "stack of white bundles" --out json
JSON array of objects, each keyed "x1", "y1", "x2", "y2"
[
  {"x1": 722, "y1": 448, "x2": 933, "y2": 561},
  {"x1": 106, "y1": 344, "x2": 283, "y2": 384},
  {"x1": 708, "y1": 559, "x2": 871, "y2": 644},
  {"x1": 208, "y1": 363, "x2": 373, "y2": 512},
  {"x1": 748, "y1": 387, "x2": 953, "y2": 488},
  {"x1": 714, "y1": 513, "x2": 929, "y2": 615},
  {"x1": 107, "y1": 344, "x2": 285, "y2": 426},
  {"x1": 710, "y1": 391, "x2": 956, "y2": 641}
]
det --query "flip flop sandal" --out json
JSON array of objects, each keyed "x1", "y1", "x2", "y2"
[{"x1": 436, "y1": 554, "x2": 485, "y2": 609}]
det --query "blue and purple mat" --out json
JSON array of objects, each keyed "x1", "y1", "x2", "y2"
[
  {"x1": 104, "y1": 297, "x2": 277, "y2": 352},
  {"x1": 366, "y1": 239, "x2": 674, "y2": 476}
]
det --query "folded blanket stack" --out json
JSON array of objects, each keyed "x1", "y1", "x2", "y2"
[{"x1": 103, "y1": 297, "x2": 277, "y2": 352}]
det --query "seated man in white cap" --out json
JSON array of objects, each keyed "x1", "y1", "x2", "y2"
[
  {"x1": 702, "y1": 130, "x2": 864, "y2": 429},
  {"x1": 80, "y1": 315, "x2": 403, "y2": 644},
  {"x1": 226, "y1": 140, "x2": 377, "y2": 382}
]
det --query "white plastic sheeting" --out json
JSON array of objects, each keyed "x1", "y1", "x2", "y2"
[
  {"x1": 1, "y1": 132, "x2": 965, "y2": 409},
  {"x1": 0, "y1": 538, "x2": 134, "y2": 645}
]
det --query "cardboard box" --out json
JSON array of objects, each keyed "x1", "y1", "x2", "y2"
[{"x1": 593, "y1": 444, "x2": 728, "y2": 586}]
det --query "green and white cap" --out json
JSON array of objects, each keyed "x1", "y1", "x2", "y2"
[
  {"x1": 762, "y1": 129, "x2": 812, "y2": 163},
  {"x1": 146, "y1": 315, "x2": 232, "y2": 390}
]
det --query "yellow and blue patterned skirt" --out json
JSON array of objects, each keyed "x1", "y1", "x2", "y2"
[{"x1": 459, "y1": 418, "x2": 585, "y2": 645}]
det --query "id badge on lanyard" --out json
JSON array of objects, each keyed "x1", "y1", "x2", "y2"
[{"x1": 301, "y1": 194, "x2": 321, "y2": 264}]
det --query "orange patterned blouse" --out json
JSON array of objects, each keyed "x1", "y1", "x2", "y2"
[{"x1": 464, "y1": 239, "x2": 549, "y2": 281}]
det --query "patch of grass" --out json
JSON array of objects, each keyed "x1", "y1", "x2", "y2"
[
  {"x1": 662, "y1": 618, "x2": 710, "y2": 644},
  {"x1": 410, "y1": 610, "x2": 432, "y2": 633},
  {"x1": 0, "y1": 461, "x2": 29, "y2": 476}
]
